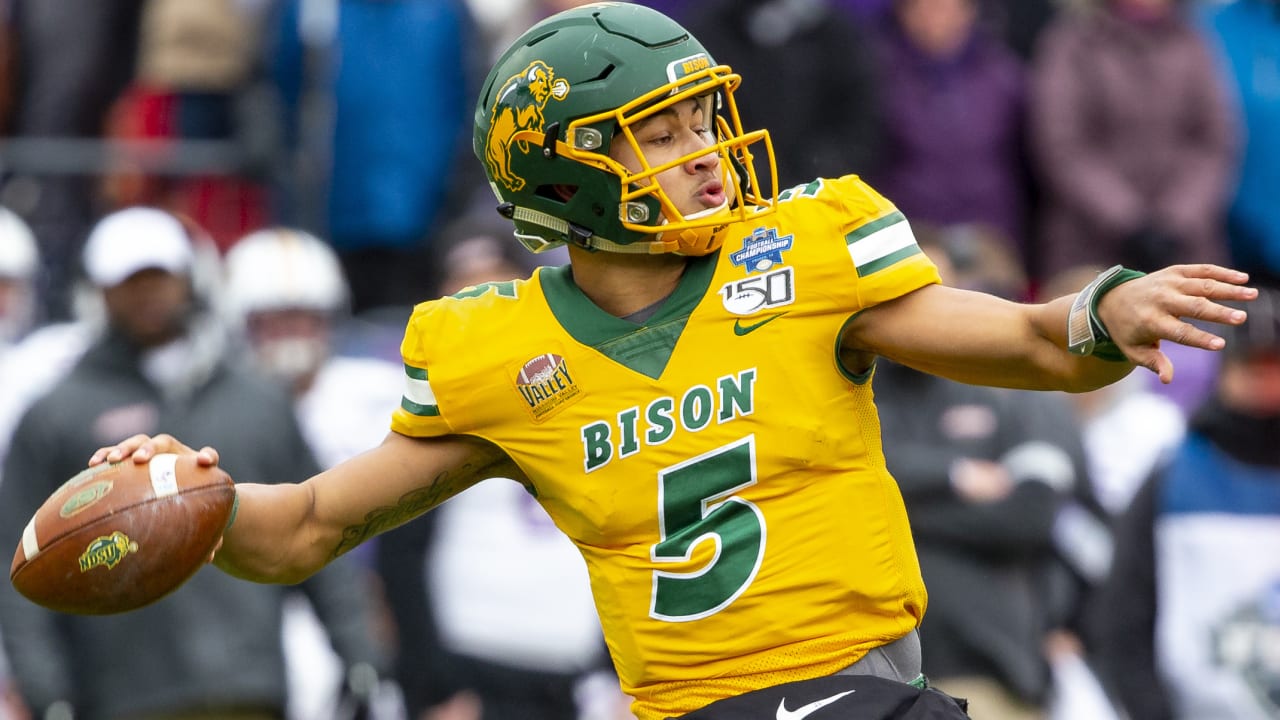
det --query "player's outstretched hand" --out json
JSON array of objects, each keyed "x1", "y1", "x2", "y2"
[
  {"x1": 89, "y1": 433, "x2": 220, "y2": 469},
  {"x1": 1097, "y1": 264, "x2": 1256, "y2": 384}
]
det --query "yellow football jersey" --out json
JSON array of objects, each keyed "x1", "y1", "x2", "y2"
[{"x1": 392, "y1": 175, "x2": 940, "y2": 719}]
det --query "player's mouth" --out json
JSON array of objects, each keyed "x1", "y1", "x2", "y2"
[{"x1": 696, "y1": 181, "x2": 726, "y2": 208}]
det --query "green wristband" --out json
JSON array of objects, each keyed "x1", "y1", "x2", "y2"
[
  {"x1": 1066, "y1": 264, "x2": 1146, "y2": 361},
  {"x1": 223, "y1": 490, "x2": 239, "y2": 531}
]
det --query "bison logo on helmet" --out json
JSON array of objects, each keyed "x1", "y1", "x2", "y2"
[{"x1": 485, "y1": 61, "x2": 570, "y2": 192}]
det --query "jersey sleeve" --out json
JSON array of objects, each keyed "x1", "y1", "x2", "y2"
[
  {"x1": 390, "y1": 300, "x2": 455, "y2": 438},
  {"x1": 825, "y1": 175, "x2": 939, "y2": 309}
]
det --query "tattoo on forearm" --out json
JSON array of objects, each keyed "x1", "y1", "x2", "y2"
[{"x1": 330, "y1": 457, "x2": 504, "y2": 558}]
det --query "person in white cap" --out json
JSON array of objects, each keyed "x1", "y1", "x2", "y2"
[
  {"x1": 0, "y1": 206, "x2": 391, "y2": 720},
  {"x1": 78, "y1": 205, "x2": 199, "y2": 355},
  {"x1": 0, "y1": 206, "x2": 39, "y2": 351},
  {"x1": 0, "y1": 204, "x2": 56, "y2": 712},
  {"x1": 223, "y1": 227, "x2": 405, "y2": 719},
  {"x1": 224, "y1": 226, "x2": 406, "y2": 471}
]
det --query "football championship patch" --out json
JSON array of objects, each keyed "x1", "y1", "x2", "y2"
[{"x1": 730, "y1": 227, "x2": 793, "y2": 273}]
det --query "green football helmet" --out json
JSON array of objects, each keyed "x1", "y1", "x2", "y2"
[{"x1": 473, "y1": 2, "x2": 777, "y2": 256}]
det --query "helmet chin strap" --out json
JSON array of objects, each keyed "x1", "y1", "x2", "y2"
[
  {"x1": 655, "y1": 199, "x2": 732, "y2": 255},
  {"x1": 587, "y1": 200, "x2": 732, "y2": 255},
  {"x1": 511, "y1": 201, "x2": 732, "y2": 255},
  {"x1": 510, "y1": 205, "x2": 650, "y2": 254}
]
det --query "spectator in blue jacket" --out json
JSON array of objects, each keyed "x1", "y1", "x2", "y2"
[
  {"x1": 266, "y1": 0, "x2": 483, "y2": 316},
  {"x1": 1196, "y1": 0, "x2": 1280, "y2": 285},
  {"x1": 1089, "y1": 283, "x2": 1280, "y2": 720}
]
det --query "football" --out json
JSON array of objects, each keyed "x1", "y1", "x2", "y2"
[
  {"x1": 9, "y1": 454, "x2": 236, "y2": 615},
  {"x1": 518, "y1": 353, "x2": 563, "y2": 384}
]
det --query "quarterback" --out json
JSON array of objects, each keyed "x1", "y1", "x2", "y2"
[{"x1": 93, "y1": 4, "x2": 1256, "y2": 719}]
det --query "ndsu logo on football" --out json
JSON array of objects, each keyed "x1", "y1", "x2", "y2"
[
  {"x1": 514, "y1": 352, "x2": 583, "y2": 422},
  {"x1": 78, "y1": 531, "x2": 137, "y2": 573},
  {"x1": 484, "y1": 60, "x2": 570, "y2": 192}
]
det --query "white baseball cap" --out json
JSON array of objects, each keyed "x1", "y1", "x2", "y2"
[
  {"x1": 0, "y1": 206, "x2": 38, "y2": 279},
  {"x1": 82, "y1": 207, "x2": 194, "y2": 287},
  {"x1": 224, "y1": 228, "x2": 349, "y2": 315}
]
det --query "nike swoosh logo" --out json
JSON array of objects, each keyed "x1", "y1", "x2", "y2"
[
  {"x1": 776, "y1": 690, "x2": 856, "y2": 720},
  {"x1": 733, "y1": 312, "x2": 788, "y2": 336}
]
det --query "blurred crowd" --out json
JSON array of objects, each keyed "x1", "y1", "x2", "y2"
[{"x1": 0, "y1": 0, "x2": 1277, "y2": 719}]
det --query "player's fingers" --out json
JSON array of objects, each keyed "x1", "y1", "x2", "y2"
[
  {"x1": 1163, "y1": 292, "x2": 1248, "y2": 330},
  {"x1": 206, "y1": 535, "x2": 224, "y2": 564},
  {"x1": 1154, "y1": 350, "x2": 1175, "y2": 384},
  {"x1": 1171, "y1": 263, "x2": 1250, "y2": 284},
  {"x1": 91, "y1": 435, "x2": 214, "y2": 467},
  {"x1": 126, "y1": 433, "x2": 173, "y2": 463},
  {"x1": 1171, "y1": 274, "x2": 1258, "y2": 305},
  {"x1": 1156, "y1": 314, "x2": 1229, "y2": 352},
  {"x1": 106, "y1": 433, "x2": 201, "y2": 465},
  {"x1": 91, "y1": 433, "x2": 154, "y2": 466},
  {"x1": 195, "y1": 445, "x2": 220, "y2": 467},
  {"x1": 1127, "y1": 345, "x2": 1175, "y2": 384}
]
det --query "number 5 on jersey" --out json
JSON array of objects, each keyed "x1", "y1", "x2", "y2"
[{"x1": 651, "y1": 435, "x2": 766, "y2": 621}]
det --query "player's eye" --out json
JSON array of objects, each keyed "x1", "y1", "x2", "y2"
[{"x1": 645, "y1": 132, "x2": 675, "y2": 147}]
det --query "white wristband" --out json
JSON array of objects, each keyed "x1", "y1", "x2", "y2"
[{"x1": 1067, "y1": 264, "x2": 1126, "y2": 356}]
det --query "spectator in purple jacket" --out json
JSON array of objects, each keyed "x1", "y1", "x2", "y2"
[
  {"x1": 868, "y1": 0, "x2": 1032, "y2": 274},
  {"x1": 1027, "y1": 0, "x2": 1237, "y2": 280}
]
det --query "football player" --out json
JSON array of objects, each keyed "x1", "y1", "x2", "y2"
[{"x1": 92, "y1": 4, "x2": 1255, "y2": 719}]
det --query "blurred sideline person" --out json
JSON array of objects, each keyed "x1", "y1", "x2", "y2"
[
  {"x1": 0, "y1": 204, "x2": 66, "y2": 466},
  {"x1": 911, "y1": 222, "x2": 1030, "y2": 301},
  {"x1": 679, "y1": 0, "x2": 884, "y2": 186},
  {"x1": 224, "y1": 228, "x2": 406, "y2": 468},
  {"x1": 1195, "y1": 0, "x2": 1280, "y2": 284},
  {"x1": 875, "y1": 238, "x2": 1096, "y2": 720},
  {"x1": 264, "y1": 0, "x2": 480, "y2": 315},
  {"x1": 377, "y1": 225, "x2": 629, "y2": 720},
  {"x1": 0, "y1": 204, "x2": 40, "y2": 720},
  {"x1": 0, "y1": 207, "x2": 38, "y2": 353},
  {"x1": 0, "y1": 208, "x2": 389, "y2": 720},
  {"x1": 0, "y1": 205, "x2": 95, "y2": 720},
  {"x1": 1027, "y1": 0, "x2": 1236, "y2": 278},
  {"x1": 86, "y1": 5, "x2": 1255, "y2": 720},
  {"x1": 1089, "y1": 285, "x2": 1280, "y2": 720},
  {"x1": 223, "y1": 228, "x2": 406, "y2": 720},
  {"x1": 913, "y1": 229, "x2": 1125, "y2": 720},
  {"x1": 0, "y1": 0, "x2": 145, "y2": 321},
  {"x1": 1040, "y1": 266, "x2": 1188, "y2": 518},
  {"x1": 99, "y1": 0, "x2": 273, "y2": 251},
  {"x1": 0, "y1": 206, "x2": 95, "y2": 720},
  {"x1": 868, "y1": 0, "x2": 1033, "y2": 271}
]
